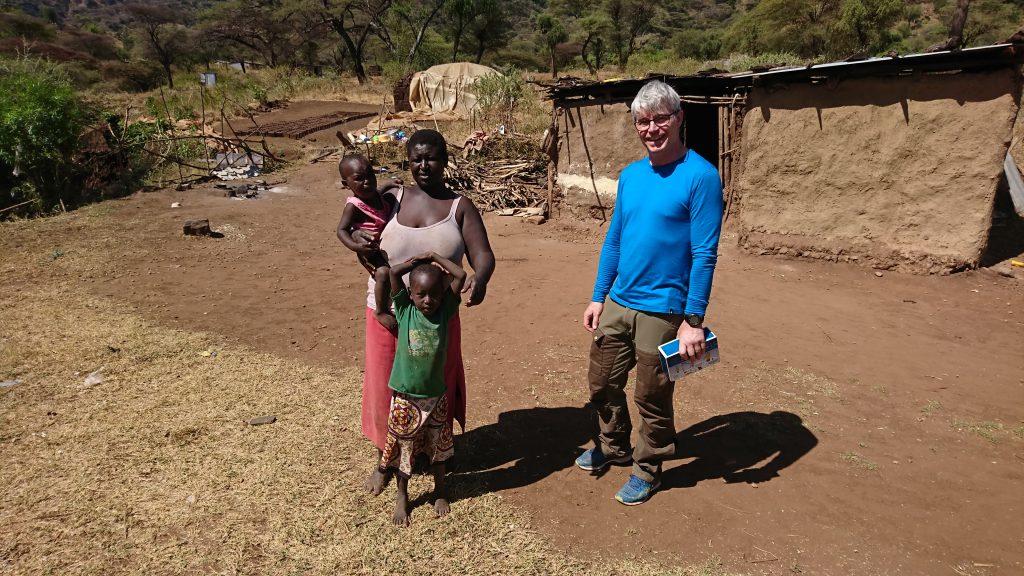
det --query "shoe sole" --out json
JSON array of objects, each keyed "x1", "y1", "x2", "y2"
[
  {"x1": 575, "y1": 454, "x2": 633, "y2": 472},
  {"x1": 614, "y1": 481, "x2": 661, "y2": 506}
]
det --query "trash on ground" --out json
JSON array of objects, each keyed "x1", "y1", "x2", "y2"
[
  {"x1": 0, "y1": 378, "x2": 22, "y2": 388},
  {"x1": 82, "y1": 368, "x2": 104, "y2": 387},
  {"x1": 248, "y1": 415, "x2": 277, "y2": 426}
]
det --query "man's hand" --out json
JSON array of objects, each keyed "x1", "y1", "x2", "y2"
[
  {"x1": 583, "y1": 302, "x2": 604, "y2": 333},
  {"x1": 677, "y1": 322, "x2": 706, "y2": 360}
]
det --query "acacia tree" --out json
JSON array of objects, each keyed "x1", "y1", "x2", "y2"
[
  {"x1": 578, "y1": 13, "x2": 612, "y2": 75},
  {"x1": 536, "y1": 11, "x2": 568, "y2": 78},
  {"x1": 204, "y1": 0, "x2": 302, "y2": 67},
  {"x1": 127, "y1": 3, "x2": 189, "y2": 88},
  {"x1": 465, "y1": 0, "x2": 508, "y2": 63},
  {"x1": 444, "y1": 0, "x2": 498, "y2": 61},
  {"x1": 384, "y1": 0, "x2": 447, "y2": 64},
  {"x1": 603, "y1": 0, "x2": 656, "y2": 70},
  {"x1": 306, "y1": 0, "x2": 392, "y2": 83}
]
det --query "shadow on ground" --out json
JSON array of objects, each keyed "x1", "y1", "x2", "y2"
[
  {"x1": 662, "y1": 410, "x2": 818, "y2": 490},
  {"x1": 451, "y1": 406, "x2": 594, "y2": 497}
]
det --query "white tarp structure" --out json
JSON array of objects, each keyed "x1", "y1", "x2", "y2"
[{"x1": 409, "y1": 62, "x2": 498, "y2": 116}]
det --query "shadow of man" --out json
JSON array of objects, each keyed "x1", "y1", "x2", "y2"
[
  {"x1": 451, "y1": 405, "x2": 594, "y2": 497},
  {"x1": 662, "y1": 411, "x2": 817, "y2": 490}
]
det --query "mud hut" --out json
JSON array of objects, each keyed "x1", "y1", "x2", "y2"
[{"x1": 544, "y1": 44, "x2": 1024, "y2": 273}]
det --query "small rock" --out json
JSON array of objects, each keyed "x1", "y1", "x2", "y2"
[
  {"x1": 524, "y1": 215, "x2": 546, "y2": 225},
  {"x1": 183, "y1": 219, "x2": 212, "y2": 236},
  {"x1": 185, "y1": 494, "x2": 197, "y2": 505},
  {"x1": 874, "y1": 271, "x2": 884, "y2": 277},
  {"x1": 230, "y1": 184, "x2": 249, "y2": 198},
  {"x1": 248, "y1": 415, "x2": 277, "y2": 426},
  {"x1": 171, "y1": 202, "x2": 182, "y2": 208},
  {"x1": 0, "y1": 378, "x2": 22, "y2": 389}
]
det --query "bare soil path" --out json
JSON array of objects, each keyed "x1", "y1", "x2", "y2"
[{"x1": 26, "y1": 158, "x2": 1024, "y2": 575}]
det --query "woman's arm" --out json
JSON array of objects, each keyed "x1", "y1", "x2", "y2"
[
  {"x1": 336, "y1": 204, "x2": 376, "y2": 254},
  {"x1": 457, "y1": 198, "x2": 495, "y2": 307}
]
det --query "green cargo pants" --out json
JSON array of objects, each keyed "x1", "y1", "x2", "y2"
[{"x1": 588, "y1": 299, "x2": 682, "y2": 483}]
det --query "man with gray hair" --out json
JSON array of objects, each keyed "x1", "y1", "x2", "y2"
[{"x1": 575, "y1": 79, "x2": 724, "y2": 505}]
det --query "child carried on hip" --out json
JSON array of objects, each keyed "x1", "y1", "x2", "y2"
[{"x1": 335, "y1": 154, "x2": 402, "y2": 330}]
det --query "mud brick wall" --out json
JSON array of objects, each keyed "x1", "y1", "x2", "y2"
[{"x1": 734, "y1": 69, "x2": 1021, "y2": 274}]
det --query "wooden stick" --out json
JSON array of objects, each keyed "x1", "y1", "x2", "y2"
[
  {"x1": 0, "y1": 199, "x2": 37, "y2": 214},
  {"x1": 159, "y1": 87, "x2": 186, "y2": 183},
  {"x1": 575, "y1": 106, "x2": 607, "y2": 223}
]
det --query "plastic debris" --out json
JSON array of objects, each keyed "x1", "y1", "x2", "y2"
[
  {"x1": 0, "y1": 378, "x2": 22, "y2": 388},
  {"x1": 83, "y1": 368, "x2": 104, "y2": 387}
]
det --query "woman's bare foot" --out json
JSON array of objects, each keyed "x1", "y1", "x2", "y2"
[
  {"x1": 365, "y1": 452, "x2": 391, "y2": 495},
  {"x1": 364, "y1": 468, "x2": 388, "y2": 496},
  {"x1": 393, "y1": 476, "x2": 410, "y2": 526}
]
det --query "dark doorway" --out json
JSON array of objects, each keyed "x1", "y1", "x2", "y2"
[{"x1": 683, "y1": 103, "x2": 720, "y2": 169}]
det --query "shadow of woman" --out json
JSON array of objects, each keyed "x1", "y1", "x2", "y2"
[
  {"x1": 661, "y1": 411, "x2": 818, "y2": 491},
  {"x1": 448, "y1": 405, "x2": 594, "y2": 499}
]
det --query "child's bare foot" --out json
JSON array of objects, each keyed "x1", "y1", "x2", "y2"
[
  {"x1": 434, "y1": 496, "x2": 450, "y2": 517},
  {"x1": 393, "y1": 476, "x2": 410, "y2": 526},
  {"x1": 431, "y1": 462, "x2": 450, "y2": 517},
  {"x1": 392, "y1": 499, "x2": 410, "y2": 526}
]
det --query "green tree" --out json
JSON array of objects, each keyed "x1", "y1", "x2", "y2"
[
  {"x1": 303, "y1": 0, "x2": 392, "y2": 84},
  {"x1": 126, "y1": 3, "x2": 189, "y2": 88},
  {"x1": 603, "y1": 0, "x2": 657, "y2": 69},
  {"x1": 536, "y1": 11, "x2": 568, "y2": 78},
  {"x1": 204, "y1": 0, "x2": 302, "y2": 67},
  {"x1": 835, "y1": 0, "x2": 904, "y2": 54},
  {"x1": 0, "y1": 57, "x2": 90, "y2": 214}
]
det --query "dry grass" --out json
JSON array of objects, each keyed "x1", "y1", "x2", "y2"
[{"x1": 0, "y1": 209, "x2": 741, "y2": 575}]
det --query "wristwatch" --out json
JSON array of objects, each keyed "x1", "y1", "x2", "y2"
[{"x1": 684, "y1": 313, "x2": 704, "y2": 327}]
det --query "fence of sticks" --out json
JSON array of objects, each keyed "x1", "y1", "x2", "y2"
[{"x1": 443, "y1": 133, "x2": 549, "y2": 212}]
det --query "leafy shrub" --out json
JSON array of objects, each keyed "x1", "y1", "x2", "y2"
[
  {"x1": 473, "y1": 69, "x2": 528, "y2": 130},
  {"x1": 104, "y1": 60, "x2": 166, "y2": 92},
  {"x1": 0, "y1": 56, "x2": 91, "y2": 215},
  {"x1": 672, "y1": 29, "x2": 723, "y2": 60}
]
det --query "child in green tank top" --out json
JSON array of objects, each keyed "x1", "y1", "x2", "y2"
[{"x1": 379, "y1": 251, "x2": 466, "y2": 526}]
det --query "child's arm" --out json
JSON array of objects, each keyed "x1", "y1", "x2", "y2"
[
  {"x1": 377, "y1": 177, "x2": 403, "y2": 195},
  {"x1": 336, "y1": 203, "x2": 376, "y2": 254},
  {"x1": 425, "y1": 252, "x2": 467, "y2": 295},
  {"x1": 388, "y1": 258, "x2": 419, "y2": 295}
]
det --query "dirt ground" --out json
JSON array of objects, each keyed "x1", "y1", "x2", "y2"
[
  {"x1": 4, "y1": 151, "x2": 1011, "y2": 574},
  {"x1": 3, "y1": 96, "x2": 1024, "y2": 574}
]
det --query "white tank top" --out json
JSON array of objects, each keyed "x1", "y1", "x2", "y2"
[{"x1": 366, "y1": 188, "x2": 466, "y2": 310}]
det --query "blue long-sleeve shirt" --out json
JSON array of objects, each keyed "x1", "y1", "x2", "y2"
[{"x1": 592, "y1": 149, "x2": 723, "y2": 316}]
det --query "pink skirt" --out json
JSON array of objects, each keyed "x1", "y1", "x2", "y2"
[{"x1": 362, "y1": 307, "x2": 466, "y2": 451}]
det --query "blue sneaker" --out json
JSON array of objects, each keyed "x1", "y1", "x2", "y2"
[
  {"x1": 574, "y1": 447, "x2": 632, "y2": 472},
  {"x1": 614, "y1": 474, "x2": 661, "y2": 505}
]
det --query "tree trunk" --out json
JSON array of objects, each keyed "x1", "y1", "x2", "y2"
[
  {"x1": 549, "y1": 46, "x2": 557, "y2": 79},
  {"x1": 948, "y1": 0, "x2": 970, "y2": 49},
  {"x1": 163, "y1": 61, "x2": 174, "y2": 88}
]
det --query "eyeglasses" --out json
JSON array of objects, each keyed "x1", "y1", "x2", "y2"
[{"x1": 634, "y1": 112, "x2": 677, "y2": 130}]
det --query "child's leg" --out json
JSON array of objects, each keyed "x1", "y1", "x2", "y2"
[
  {"x1": 372, "y1": 266, "x2": 396, "y2": 332},
  {"x1": 432, "y1": 462, "x2": 450, "y2": 517},
  {"x1": 393, "y1": 475, "x2": 410, "y2": 526}
]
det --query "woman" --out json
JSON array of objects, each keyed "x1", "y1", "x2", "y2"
[{"x1": 357, "y1": 129, "x2": 495, "y2": 494}]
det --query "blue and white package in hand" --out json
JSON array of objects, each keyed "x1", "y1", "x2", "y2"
[{"x1": 658, "y1": 328, "x2": 720, "y2": 381}]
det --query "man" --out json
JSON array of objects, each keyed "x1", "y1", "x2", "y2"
[{"x1": 576, "y1": 80, "x2": 724, "y2": 505}]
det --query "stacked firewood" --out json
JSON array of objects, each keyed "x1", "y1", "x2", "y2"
[{"x1": 444, "y1": 135, "x2": 548, "y2": 211}]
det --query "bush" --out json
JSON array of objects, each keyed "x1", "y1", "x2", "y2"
[
  {"x1": 0, "y1": 56, "x2": 91, "y2": 215},
  {"x1": 473, "y1": 69, "x2": 528, "y2": 130},
  {"x1": 104, "y1": 60, "x2": 166, "y2": 92},
  {"x1": 672, "y1": 29, "x2": 723, "y2": 60}
]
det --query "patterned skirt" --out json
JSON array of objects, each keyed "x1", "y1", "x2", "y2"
[{"x1": 379, "y1": 392, "x2": 454, "y2": 477}]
